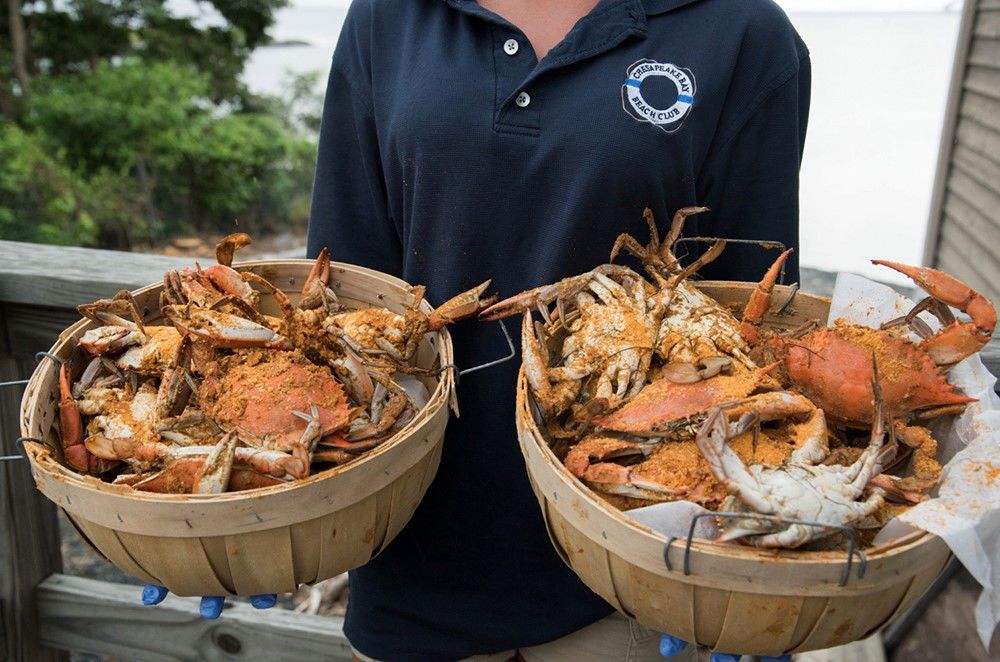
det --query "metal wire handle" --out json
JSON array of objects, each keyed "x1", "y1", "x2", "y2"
[
  {"x1": 0, "y1": 352, "x2": 63, "y2": 462},
  {"x1": 663, "y1": 511, "x2": 868, "y2": 587},
  {"x1": 436, "y1": 319, "x2": 516, "y2": 385}
]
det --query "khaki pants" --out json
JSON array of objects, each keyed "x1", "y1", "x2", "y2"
[{"x1": 352, "y1": 612, "x2": 697, "y2": 662}]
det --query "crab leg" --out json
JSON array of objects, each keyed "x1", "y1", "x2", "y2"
[
  {"x1": 520, "y1": 312, "x2": 581, "y2": 417},
  {"x1": 695, "y1": 409, "x2": 775, "y2": 514},
  {"x1": 215, "y1": 233, "x2": 252, "y2": 267},
  {"x1": 193, "y1": 431, "x2": 238, "y2": 494},
  {"x1": 740, "y1": 248, "x2": 794, "y2": 345},
  {"x1": 163, "y1": 305, "x2": 291, "y2": 349},
  {"x1": 872, "y1": 260, "x2": 997, "y2": 365},
  {"x1": 156, "y1": 335, "x2": 194, "y2": 418},
  {"x1": 610, "y1": 207, "x2": 710, "y2": 280},
  {"x1": 59, "y1": 363, "x2": 92, "y2": 473},
  {"x1": 426, "y1": 280, "x2": 497, "y2": 330},
  {"x1": 479, "y1": 265, "x2": 638, "y2": 321},
  {"x1": 299, "y1": 248, "x2": 340, "y2": 312}
]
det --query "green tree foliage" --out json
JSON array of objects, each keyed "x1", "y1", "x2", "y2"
[
  {"x1": 0, "y1": 123, "x2": 99, "y2": 245},
  {"x1": 1, "y1": 0, "x2": 320, "y2": 249}
]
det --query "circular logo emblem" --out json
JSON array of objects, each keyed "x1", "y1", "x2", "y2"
[{"x1": 621, "y1": 59, "x2": 697, "y2": 133}]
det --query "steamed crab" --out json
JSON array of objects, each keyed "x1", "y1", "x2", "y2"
[
  {"x1": 77, "y1": 290, "x2": 186, "y2": 377},
  {"x1": 742, "y1": 254, "x2": 996, "y2": 500},
  {"x1": 564, "y1": 389, "x2": 829, "y2": 508},
  {"x1": 482, "y1": 207, "x2": 789, "y2": 420},
  {"x1": 695, "y1": 399, "x2": 891, "y2": 548},
  {"x1": 197, "y1": 349, "x2": 352, "y2": 456},
  {"x1": 161, "y1": 232, "x2": 259, "y2": 309},
  {"x1": 86, "y1": 426, "x2": 317, "y2": 493}
]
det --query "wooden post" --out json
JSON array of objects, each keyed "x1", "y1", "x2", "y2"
[
  {"x1": 0, "y1": 304, "x2": 63, "y2": 661},
  {"x1": 0, "y1": 241, "x2": 192, "y2": 660}
]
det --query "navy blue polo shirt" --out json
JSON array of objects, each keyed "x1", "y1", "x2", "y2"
[{"x1": 308, "y1": 0, "x2": 809, "y2": 658}]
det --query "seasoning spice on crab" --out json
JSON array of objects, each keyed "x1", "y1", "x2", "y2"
[
  {"x1": 741, "y1": 256, "x2": 995, "y2": 501},
  {"x1": 695, "y1": 397, "x2": 892, "y2": 548},
  {"x1": 564, "y1": 388, "x2": 830, "y2": 509},
  {"x1": 482, "y1": 207, "x2": 791, "y2": 422},
  {"x1": 197, "y1": 349, "x2": 352, "y2": 457},
  {"x1": 59, "y1": 237, "x2": 478, "y2": 492},
  {"x1": 161, "y1": 233, "x2": 259, "y2": 308}
]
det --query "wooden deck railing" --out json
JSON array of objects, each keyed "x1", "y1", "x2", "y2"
[{"x1": 1, "y1": 239, "x2": 997, "y2": 660}]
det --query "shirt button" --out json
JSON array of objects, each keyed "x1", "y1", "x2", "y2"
[
  {"x1": 515, "y1": 91, "x2": 531, "y2": 108},
  {"x1": 503, "y1": 38, "x2": 519, "y2": 55}
]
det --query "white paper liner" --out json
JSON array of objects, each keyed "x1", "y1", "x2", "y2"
[{"x1": 625, "y1": 272, "x2": 1000, "y2": 647}]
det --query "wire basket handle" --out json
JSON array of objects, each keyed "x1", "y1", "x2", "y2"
[
  {"x1": 663, "y1": 511, "x2": 868, "y2": 587},
  {"x1": 436, "y1": 319, "x2": 516, "y2": 385}
]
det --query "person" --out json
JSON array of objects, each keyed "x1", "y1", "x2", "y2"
[{"x1": 146, "y1": 0, "x2": 810, "y2": 658}]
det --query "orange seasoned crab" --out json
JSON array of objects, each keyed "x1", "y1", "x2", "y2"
[
  {"x1": 481, "y1": 208, "x2": 790, "y2": 419},
  {"x1": 591, "y1": 362, "x2": 781, "y2": 438},
  {"x1": 161, "y1": 233, "x2": 259, "y2": 308},
  {"x1": 197, "y1": 349, "x2": 352, "y2": 455},
  {"x1": 739, "y1": 258, "x2": 995, "y2": 501},
  {"x1": 746, "y1": 259, "x2": 994, "y2": 428},
  {"x1": 565, "y1": 392, "x2": 829, "y2": 508}
]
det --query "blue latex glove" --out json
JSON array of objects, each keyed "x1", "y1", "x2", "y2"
[
  {"x1": 141, "y1": 583, "x2": 276, "y2": 619},
  {"x1": 660, "y1": 634, "x2": 790, "y2": 662}
]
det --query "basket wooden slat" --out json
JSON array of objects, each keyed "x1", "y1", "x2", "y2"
[
  {"x1": 516, "y1": 280, "x2": 953, "y2": 655},
  {"x1": 21, "y1": 260, "x2": 455, "y2": 596}
]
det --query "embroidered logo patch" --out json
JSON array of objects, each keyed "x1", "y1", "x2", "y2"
[{"x1": 621, "y1": 59, "x2": 696, "y2": 133}]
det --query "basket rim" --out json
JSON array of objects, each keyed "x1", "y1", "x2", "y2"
[
  {"x1": 20, "y1": 258, "x2": 456, "y2": 505},
  {"x1": 516, "y1": 279, "x2": 941, "y2": 566}
]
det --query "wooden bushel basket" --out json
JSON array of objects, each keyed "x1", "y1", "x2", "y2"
[
  {"x1": 20, "y1": 260, "x2": 455, "y2": 597},
  {"x1": 516, "y1": 281, "x2": 953, "y2": 656}
]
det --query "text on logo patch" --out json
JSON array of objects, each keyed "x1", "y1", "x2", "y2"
[{"x1": 621, "y1": 59, "x2": 696, "y2": 133}]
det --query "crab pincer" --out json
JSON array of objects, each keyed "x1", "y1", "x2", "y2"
[
  {"x1": 163, "y1": 305, "x2": 291, "y2": 350},
  {"x1": 871, "y1": 260, "x2": 997, "y2": 365},
  {"x1": 426, "y1": 280, "x2": 497, "y2": 329},
  {"x1": 59, "y1": 363, "x2": 91, "y2": 473}
]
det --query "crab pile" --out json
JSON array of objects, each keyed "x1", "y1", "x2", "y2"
[
  {"x1": 486, "y1": 208, "x2": 995, "y2": 548},
  {"x1": 57, "y1": 234, "x2": 496, "y2": 494}
]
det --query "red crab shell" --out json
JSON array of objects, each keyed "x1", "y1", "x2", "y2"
[
  {"x1": 593, "y1": 365, "x2": 778, "y2": 435},
  {"x1": 199, "y1": 350, "x2": 351, "y2": 449},
  {"x1": 778, "y1": 323, "x2": 975, "y2": 427}
]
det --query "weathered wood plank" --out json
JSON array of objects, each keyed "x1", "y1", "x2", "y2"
[
  {"x1": 955, "y1": 117, "x2": 1000, "y2": 163},
  {"x1": 1, "y1": 345, "x2": 64, "y2": 660},
  {"x1": 964, "y1": 65, "x2": 1000, "y2": 101},
  {"x1": 37, "y1": 574, "x2": 353, "y2": 661},
  {"x1": 0, "y1": 241, "x2": 192, "y2": 309},
  {"x1": 959, "y1": 89, "x2": 1000, "y2": 134},
  {"x1": 797, "y1": 633, "x2": 886, "y2": 662},
  {"x1": 951, "y1": 143, "x2": 1000, "y2": 199},
  {"x1": 2, "y1": 303, "x2": 80, "y2": 360},
  {"x1": 947, "y1": 162, "x2": 1000, "y2": 225},
  {"x1": 969, "y1": 36, "x2": 1000, "y2": 70},
  {"x1": 976, "y1": 10, "x2": 1000, "y2": 39},
  {"x1": 942, "y1": 192, "x2": 1000, "y2": 266},
  {"x1": 925, "y1": 0, "x2": 980, "y2": 267}
]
